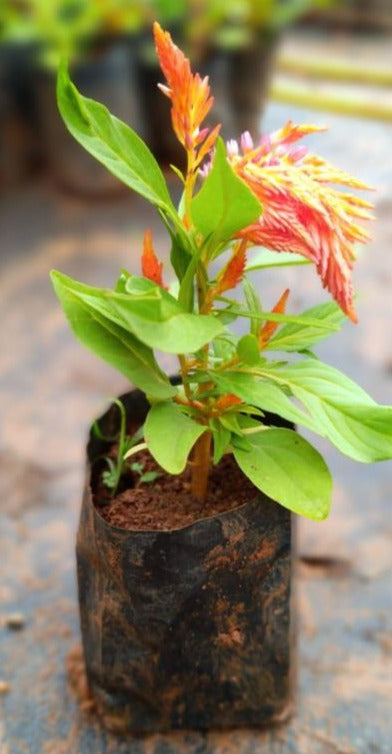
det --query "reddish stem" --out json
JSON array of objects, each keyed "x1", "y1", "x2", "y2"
[{"x1": 191, "y1": 431, "x2": 212, "y2": 501}]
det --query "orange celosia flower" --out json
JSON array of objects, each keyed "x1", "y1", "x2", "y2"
[
  {"x1": 214, "y1": 239, "x2": 248, "y2": 296},
  {"x1": 216, "y1": 393, "x2": 243, "y2": 411},
  {"x1": 226, "y1": 123, "x2": 374, "y2": 322},
  {"x1": 153, "y1": 22, "x2": 220, "y2": 167},
  {"x1": 141, "y1": 230, "x2": 166, "y2": 288}
]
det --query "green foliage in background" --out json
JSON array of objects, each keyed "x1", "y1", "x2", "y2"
[{"x1": 0, "y1": 0, "x2": 335, "y2": 66}]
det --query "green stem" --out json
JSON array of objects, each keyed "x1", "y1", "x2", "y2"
[
  {"x1": 178, "y1": 354, "x2": 193, "y2": 401},
  {"x1": 112, "y1": 399, "x2": 127, "y2": 494}
]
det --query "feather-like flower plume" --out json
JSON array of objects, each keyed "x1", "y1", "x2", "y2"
[
  {"x1": 141, "y1": 230, "x2": 166, "y2": 289},
  {"x1": 227, "y1": 123, "x2": 373, "y2": 322},
  {"x1": 259, "y1": 289, "x2": 290, "y2": 348},
  {"x1": 153, "y1": 21, "x2": 220, "y2": 168}
]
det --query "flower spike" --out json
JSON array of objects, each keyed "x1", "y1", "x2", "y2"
[
  {"x1": 215, "y1": 239, "x2": 248, "y2": 296},
  {"x1": 227, "y1": 122, "x2": 374, "y2": 321},
  {"x1": 141, "y1": 230, "x2": 166, "y2": 289},
  {"x1": 153, "y1": 22, "x2": 220, "y2": 168},
  {"x1": 259, "y1": 289, "x2": 290, "y2": 348}
]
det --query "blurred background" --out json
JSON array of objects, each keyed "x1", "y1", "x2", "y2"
[
  {"x1": 1, "y1": 2, "x2": 392, "y2": 753},
  {"x1": 1, "y1": 0, "x2": 391, "y2": 188}
]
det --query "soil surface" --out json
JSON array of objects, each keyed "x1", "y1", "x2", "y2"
[{"x1": 94, "y1": 452, "x2": 258, "y2": 531}]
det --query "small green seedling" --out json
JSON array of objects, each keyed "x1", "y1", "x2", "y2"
[
  {"x1": 93, "y1": 399, "x2": 162, "y2": 494},
  {"x1": 130, "y1": 461, "x2": 162, "y2": 485},
  {"x1": 93, "y1": 399, "x2": 143, "y2": 495}
]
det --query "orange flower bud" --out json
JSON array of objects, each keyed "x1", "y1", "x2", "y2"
[
  {"x1": 141, "y1": 230, "x2": 166, "y2": 289},
  {"x1": 259, "y1": 289, "x2": 290, "y2": 348}
]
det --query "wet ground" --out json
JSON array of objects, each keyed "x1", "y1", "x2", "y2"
[{"x1": 1, "y1": 27, "x2": 392, "y2": 754}]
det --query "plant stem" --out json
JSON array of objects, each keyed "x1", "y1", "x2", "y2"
[
  {"x1": 178, "y1": 354, "x2": 193, "y2": 401},
  {"x1": 191, "y1": 431, "x2": 212, "y2": 501}
]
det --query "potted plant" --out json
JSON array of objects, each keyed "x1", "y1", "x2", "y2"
[
  {"x1": 0, "y1": 0, "x2": 42, "y2": 181},
  {"x1": 133, "y1": 0, "x2": 187, "y2": 166},
  {"x1": 135, "y1": 0, "x2": 334, "y2": 164},
  {"x1": 51, "y1": 23, "x2": 392, "y2": 733},
  {"x1": 188, "y1": 0, "x2": 335, "y2": 138},
  {"x1": 1, "y1": 0, "x2": 147, "y2": 194}
]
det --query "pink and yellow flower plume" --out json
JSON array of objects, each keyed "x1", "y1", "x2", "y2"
[
  {"x1": 227, "y1": 123, "x2": 373, "y2": 322},
  {"x1": 153, "y1": 24, "x2": 373, "y2": 322}
]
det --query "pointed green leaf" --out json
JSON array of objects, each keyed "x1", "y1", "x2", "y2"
[
  {"x1": 219, "y1": 412, "x2": 243, "y2": 435},
  {"x1": 50, "y1": 271, "x2": 176, "y2": 400},
  {"x1": 178, "y1": 241, "x2": 205, "y2": 312},
  {"x1": 121, "y1": 310, "x2": 222, "y2": 354},
  {"x1": 57, "y1": 61, "x2": 177, "y2": 217},
  {"x1": 267, "y1": 301, "x2": 346, "y2": 352},
  {"x1": 236, "y1": 334, "x2": 261, "y2": 365},
  {"x1": 170, "y1": 232, "x2": 192, "y2": 284},
  {"x1": 51, "y1": 272, "x2": 222, "y2": 355},
  {"x1": 243, "y1": 276, "x2": 263, "y2": 337},
  {"x1": 233, "y1": 428, "x2": 332, "y2": 520},
  {"x1": 145, "y1": 402, "x2": 207, "y2": 473},
  {"x1": 246, "y1": 248, "x2": 311, "y2": 271},
  {"x1": 267, "y1": 360, "x2": 392, "y2": 462},
  {"x1": 220, "y1": 306, "x2": 340, "y2": 331},
  {"x1": 210, "y1": 419, "x2": 231, "y2": 464},
  {"x1": 212, "y1": 371, "x2": 318, "y2": 432},
  {"x1": 192, "y1": 138, "x2": 261, "y2": 248}
]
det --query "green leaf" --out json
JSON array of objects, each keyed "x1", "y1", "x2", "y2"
[
  {"x1": 210, "y1": 419, "x2": 231, "y2": 464},
  {"x1": 177, "y1": 239, "x2": 207, "y2": 312},
  {"x1": 266, "y1": 360, "x2": 392, "y2": 462},
  {"x1": 245, "y1": 248, "x2": 311, "y2": 271},
  {"x1": 144, "y1": 402, "x2": 207, "y2": 473},
  {"x1": 218, "y1": 305, "x2": 340, "y2": 331},
  {"x1": 170, "y1": 232, "x2": 192, "y2": 284},
  {"x1": 267, "y1": 301, "x2": 346, "y2": 352},
  {"x1": 212, "y1": 333, "x2": 237, "y2": 363},
  {"x1": 130, "y1": 462, "x2": 144, "y2": 474},
  {"x1": 50, "y1": 270, "x2": 176, "y2": 400},
  {"x1": 236, "y1": 334, "x2": 260, "y2": 365},
  {"x1": 192, "y1": 138, "x2": 261, "y2": 249},
  {"x1": 52, "y1": 272, "x2": 222, "y2": 355},
  {"x1": 233, "y1": 428, "x2": 332, "y2": 520},
  {"x1": 212, "y1": 371, "x2": 318, "y2": 432},
  {"x1": 243, "y1": 276, "x2": 263, "y2": 337},
  {"x1": 57, "y1": 61, "x2": 177, "y2": 218},
  {"x1": 139, "y1": 470, "x2": 161, "y2": 483},
  {"x1": 219, "y1": 413, "x2": 243, "y2": 436},
  {"x1": 123, "y1": 310, "x2": 222, "y2": 354}
]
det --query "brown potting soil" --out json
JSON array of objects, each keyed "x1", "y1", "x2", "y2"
[{"x1": 93, "y1": 451, "x2": 258, "y2": 532}]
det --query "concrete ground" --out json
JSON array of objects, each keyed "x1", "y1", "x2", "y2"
[{"x1": 0, "y1": 26, "x2": 392, "y2": 754}]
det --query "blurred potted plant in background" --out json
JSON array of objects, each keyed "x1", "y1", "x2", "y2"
[
  {"x1": 30, "y1": 0, "x2": 148, "y2": 195},
  {"x1": 1, "y1": 0, "x2": 337, "y2": 185},
  {"x1": 133, "y1": 0, "x2": 188, "y2": 165},
  {"x1": 50, "y1": 24, "x2": 392, "y2": 733},
  {"x1": 189, "y1": 0, "x2": 336, "y2": 137},
  {"x1": 0, "y1": 0, "x2": 147, "y2": 194},
  {"x1": 134, "y1": 0, "x2": 336, "y2": 165},
  {"x1": 0, "y1": 0, "x2": 41, "y2": 183}
]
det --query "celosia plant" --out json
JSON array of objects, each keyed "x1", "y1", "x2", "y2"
[{"x1": 51, "y1": 23, "x2": 392, "y2": 520}]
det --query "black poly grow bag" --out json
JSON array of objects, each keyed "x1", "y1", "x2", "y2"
[{"x1": 76, "y1": 388, "x2": 295, "y2": 733}]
